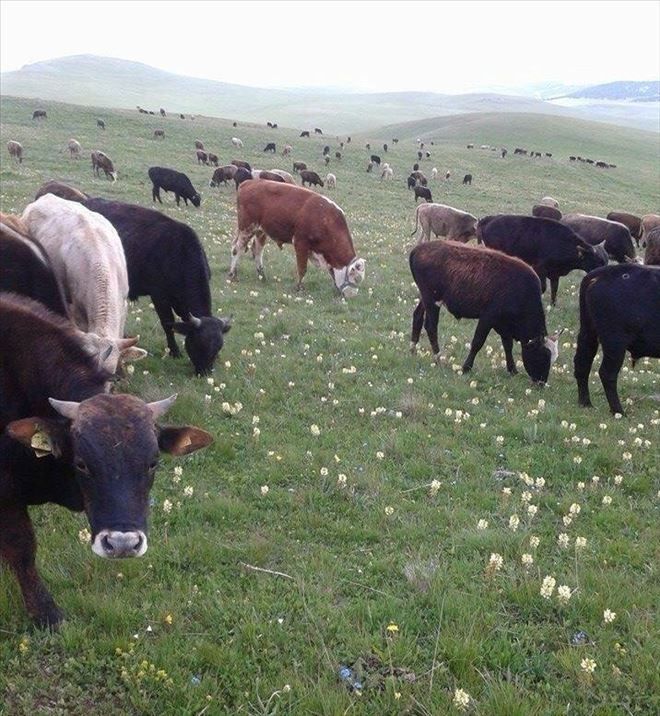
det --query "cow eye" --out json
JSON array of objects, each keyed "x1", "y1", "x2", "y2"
[{"x1": 75, "y1": 458, "x2": 89, "y2": 474}]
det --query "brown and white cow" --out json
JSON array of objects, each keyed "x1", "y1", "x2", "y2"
[
  {"x1": 91, "y1": 150, "x2": 117, "y2": 181},
  {"x1": 68, "y1": 138, "x2": 82, "y2": 157},
  {"x1": 7, "y1": 140, "x2": 23, "y2": 163},
  {"x1": 411, "y1": 203, "x2": 478, "y2": 243},
  {"x1": 229, "y1": 181, "x2": 366, "y2": 297}
]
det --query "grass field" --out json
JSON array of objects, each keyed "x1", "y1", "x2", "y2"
[{"x1": 0, "y1": 95, "x2": 658, "y2": 715}]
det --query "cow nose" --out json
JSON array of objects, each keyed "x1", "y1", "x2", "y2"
[{"x1": 93, "y1": 530, "x2": 147, "y2": 558}]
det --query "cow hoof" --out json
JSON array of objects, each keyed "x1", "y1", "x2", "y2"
[
  {"x1": 169, "y1": 348, "x2": 182, "y2": 359},
  {"x1": 462, "y1": 364, "x2": 472, "y2": 373},
  {"x1": 409, "y1": 342, "x2": 417, "y2": 355},
  {"x1": 34, "y1": 603, "x2": 65, "y2": 630},
  {"x1": 508, "y1": 367, "x2": 518, "y2": 376}
]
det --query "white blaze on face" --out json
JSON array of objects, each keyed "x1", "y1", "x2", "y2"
[{"x1": 545, "y1": 336, "x2": 559, "y2": 364}]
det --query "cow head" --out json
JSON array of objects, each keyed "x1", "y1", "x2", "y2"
[
  {"x1": 332, "y1": 258, "x2": 366, "y2": 298},
  {"x1": 578, "y1": 240, "x2": 608, "y2": 270},
  {"x1": 79, "y1": 333, "x2": 147, "y2": 374},
  {"x1": 7, "y1": 393, "x2": 212, "y2": 558},
  {"x1": 521, "y1": 334, "x2": 558, "y2": 384},
  {"x1": 172, "y1": 313, "x2": 232, "y2": 375},
  {"x1": 191, "y1": 193, "x2": 202, "y2": 207}
]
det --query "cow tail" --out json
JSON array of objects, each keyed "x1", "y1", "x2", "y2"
[{"x1": 410, "y1": 205, "x2": 420, "y2": 238}]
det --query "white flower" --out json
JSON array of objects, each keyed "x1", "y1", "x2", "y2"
[
  {"x1": 577, "y1": 481, "x2": 585, "y2": 491},
  {"x1": 575, "y1": 536, "x2": 587, "y2": 549},
  {"x1": 174, "y1": 466, "x2": 183, "y2": 477},
  {"x1": 310, "y1": 424, "x2": 320, "y2": 436},
  {"x1": 592, "y1": 475, "x2": 600, "y2": 485},
  {"x1": 429, "y1": 479, "x2": 441, "y2": 496},
  {"x1": 453, "y1": 688, "x2": 471, "y2": 711},
  {"x1": 581, "y1": 658, "x2": 597, "y2": 674},
  {"x1": 540, "y1": 575, "x2": 556, "y2": 599},
  {"x1": 183, "y1": 485, "x2": 194, "y2": 497},
  {"x1": 376, "y1": 451, "x2": 384, "y2": 460},
  {"x1": 557, "y1": 585, "x2": 572, "y2": 604},
  {"x1": 477, "y1": 519, "x2": 489, "y2": 530},
  {"x1": 253, "y1": 427, "x2": 261, "y2": 438},
  {"x1": 521, "y1": 553, "x2": 534, "y2": 567},
  {"x1": 337, "y1": 474, "x2": 347, "y2": 488},
  {"x1": 78, "y1": 528, "x2": 91, "y2": 544},
  {"x1": 252, "y1": 415, "x2": 260, "y2": 425},
  {"x1": 602, "y1": 495, "x2": 612, "y2": 505},
  {"x1": 558, "y1": 533, "x2": 571, "y2": 549},
  {"x1": 260, "y1": 485, "x2": 269, "y2": 496},
  {"x1": 320, "y1": 467, "x2": 328, "y2": 476},
  {"x1": 603, "y1": 609, "x2": 616, "y2": 624},
  {"x1": 521, "y1": 491, "x2": 532, "y2": 503},
  {"x1": 614, "y1": 475, "x2": 623, "y2": 486},
  {"x1": 569, "y1": 503, "x2": 581, "y2": 515},
  {"x1": 163, "y1": 499, "x2": 173, "y2": 514},
  {"x1": 496, "y1": 435, "x2": 504, "y2": 444},
  {"x1": 562, "y1": 515, "x2": 573, "y2": 526},
  {"x1": 527, "y1": 504, "x2": 538, "y2": 517},
  {"x1": 384, "y1": 506, "x2": 394, "y2": 516},
  {"x1": 529, "y1": 535, "x2": 540, "y2": 549},
  {"x1": 508, "y1": 514, "x2": 520, "y2": 531},
  {"x1": 488, "y1": 553, "x2": 504, "y2": 571}
]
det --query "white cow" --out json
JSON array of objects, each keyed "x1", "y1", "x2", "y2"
[
  {"x1": 21, "y1": 194, "x2": 146, "y2": 373},
  {"x1": 431, "y1": 167, "x2": 438, "y2": 180},
  {"x1": 68, "y1": 138, "x2": 81, "y2": 158},
  {"x1": 231, "y1": 137, "x2": 243, "y2": 148},
  {"x1": 380, "y1": 167, "x2": 394, "y2": 181},
  {"x1": 326, "y1": 173, "x2": 337, "y2": 188}
]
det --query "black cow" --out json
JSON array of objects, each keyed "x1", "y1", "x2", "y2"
[
  {"x1": 82, "y1": 197, "x2": 232, "y2": 374},
  {"x1": 575, "y1": 264, "x2": 660, "y2": 414},
  {"x1": 160, "y1": 108, "x2": 166, "y2": 117},
  {"x1": 97, "y1": 119, "x2": 106, "y2": 129},
  {"x1": 299, "y1": 170, "x2": 324, "y2": 188},
  {"x1": 148, "y1": 167, "x2": 201, "y2": 207},
  {"x1": 323, "y1": 145, "x2": 330, "y2": 156},
  {"x1": 562, "y1": 214, "x2": 636, "y2": 264},
  {"x1": 314, "y1": 128, "x2": 323, "y2": 134},
  {"x1": 234, "y1": 167, "x2": 253, "y2": 189},
  {"x1": 383, "y1": 143, "x2": 388, "y2": 152},
  {"x1": 462, "y1": 174, "x2": 472, "y2": 185},
  {"x1": 607, "y1": 212, "x2": 643, "y2": 246},
  {"x1": 370, "y1": 155, "x2": 381, "y2": 165},
  {"x1": 335, "y1": 151, "x2": 342, "y2": 160},
  {"x1": 0, "y1": 293, "x2": 213, "y2": 627},
  {"x1": 300, "y1": 131, "x2": 310, "y2": 138},
  {"x1": 477, "y1": 215, "x2": 608, "y2": 305},
  {"x1": 264, "y1": 142, "x2": 276, "y2": 153},
  {"x1": 417, "y1": 151, "x2": 423, "y2": 160},
  {"x1": 414, "y1": 186, "x2": 433, "y2": 203},
  {"x1": 32, "y1": 110, "x2": 47, "y2": 120},
  {"x1": 409, "y1": 241, "x2": 558, "y2": 383},
  {"x1": 532, "y1": 204, "x2": 562, "y2": 221}
]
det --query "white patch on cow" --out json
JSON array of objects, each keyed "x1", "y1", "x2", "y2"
[
  {"x1": 312, "y1": 251, "x2": 330, "y2": 269},
  {"x1": 545, "y1": 336, "x2": 559, "y2": 364},
  {"x1": 92, "y1": 530, "x2": 148, "y2": 558},
  {"x1": 321, "y1": 195, "x2": 344, "y2": 214}
]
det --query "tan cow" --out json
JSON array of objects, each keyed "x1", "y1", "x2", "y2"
[
  {"x1": 269, "y1": 169, "x2": 296, "y2": 184},
  {"x1": 411, "y1": 203, "x2": 478, "y2": 243},
  {"x1": 68, "y1": 138, "x2": 82, "y2": 158},
  {"x1": 230, "y1": 182, "x2": 365, "y2": 297},
  {"x1": 7, "y1": 140, "x2": 23, "y2": 163},
  {"x1": 644, "y1": 226, "x2": 660, "y2": 265}
]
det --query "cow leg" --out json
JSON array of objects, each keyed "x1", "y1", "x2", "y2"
[
  {"x1": 499, "y1": 332, "x2": 517, "y2": 374},
  {"x1": 549, "y1": 277, "x2": 560, "y2": 306},
  {"x1": 463, "y1": 319, "x2": 492, "y2": 372},
  {"x1": 252, "y1": 231, "x2": 268, "y2": 279},
  {"x1": 175, "y1": 194, "x2": 181, "y2": 206},
  {"x1": 599, "y1": 346, "x2": 627, "y2": 415},
  {"x1": 153, "y1": 186, "x2": 162, "y2": 204},
  {"x1": 293, "y1": 240, "x2": 309, "y2": 290},
  {"x1": 0, "y1": 503, "x2": 64, "y2": 628},
  {"x1": 410, "y1": 300, "x2": 425, "y2": 353},
  {"x1": 229, "y1": 230, "x2": 253, "y2": 279},
  {"x1": 574, "y1": 327, "x2": 599, "y2": 407},
  {"x1": 422, "y1": 302, "x2": 441, "y2": 356},
  {"x1": 152, "y1": 295, "x2": 181, "y2": 358}
]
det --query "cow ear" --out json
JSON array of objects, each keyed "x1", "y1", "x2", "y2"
[
  {"x1": 158, "y1": 426, "x2": 213, "y2": 455},
  {"x1": 221, "y1": 315, "x2": 233, "y2": 333},
  {"x1": 6, "y1": 418, "x2": 62, "y2": 458},
  {"x1": 171, "y1": 322, "x2": 193, "y2": 336},
  {"x1": 121, "y1": 346, "x2": 148, "y2": 362}
]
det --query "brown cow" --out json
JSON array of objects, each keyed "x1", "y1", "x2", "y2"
[
  {"x1": 229, "y1": 181, "x2": 366, "y2": 297},
  {"x1": 644, "y1": 226, "x2": 660, "y2": 265},
  {"x1": 35, "y1": 181, "x2": 89, "y2": 203},
  {"x1": 293, "y1": 161, "x2": 307, "y2": 173},
  {"x1": 208, "y1": 153, "x2": 219, "y2": 166},
  {"x1": 196, "y1": 150, "x2": 209, "y2": 165},
  {"x1": 91, "y1": 151, "x2": 117, "y2": 181},
  {"x1": 641, "y1": 214, "x2": 660, "y2": 245},
  {"x1": 209, "y1": 165, "x2": 237, "y2": 187},
  {"x1": 154, "y1": 129, "x2": 165, "y2": 139},
  {"x1": 7, "y1": 140, "x2": 23, "y2": 163},
  {"x1": 532, "y1": 204, "x2": 562, "y2": 221},
  {"x1": 606, "y1": 212, "x2": 642, "y2": 245},
  {"x1": 195, "y1": 140, "x2": 205, "y2": 150},
  {"x1": 411, "y1": 203, "x2": 477, "y2": 243}
]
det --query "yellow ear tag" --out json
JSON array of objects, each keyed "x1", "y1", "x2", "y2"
[{"x1": 30, "y1": 429, "x2": 53, "y2": 458}]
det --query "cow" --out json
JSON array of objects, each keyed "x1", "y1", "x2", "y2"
[
  {"x1": 501, "y1": 149, "x2": 508, "y2": 158},
  {"x1": 283, "y1": 144, "x2": 293, "y2": 156},
  {"x1": 234, "y1": 167, "x2": 253, "y2": 189},
  {"x1": 35, "y1": 181, "x2": 89, "y2": 204},
  {"x1": 97, "y1": 119, "x2": 105, "y2": 130},
  {"x1": 574, "y1": 264, "x2": 660, "y2": 414},
  {"x1": 383, "y1": 143, "x2": 388, "y2": 153},
  {"x1": 206, "y1": 153, "x2": 218, "y2": 166},
  {"x1": 209, "y1": 164, "x2": 238, "y2": 187},
  {"x1": 532, "y1": 204, "x2": 562, "y2": 221},
  {"x1": 153, "y1": 129, "x2": 165, "y2": 139},
  {"x1": 231, "y1": 159, "x2": 251, "y2": 171},
  {"x1": 0, "y1": 214, "x2": 67, "y2": 316},
  {"x1": 300, "y1": 170, "x2": 324, "y2": 188},
  {"x1": 254, "y1": 170, "x2": 285, "y2": 183},
  {"x1": 160, "y1": 108, "x2": 166, "y2": 116},
  {"x1": 335, "y1": 151, "x2": 342, "y2": 160},
  {"x1": 467, "y1": 144, "x2": 474, "y2": 149},
  {"x1": 409, "y1": 241, "x2": 558, "y2": 383},
  {"x1": 644, "y1": 227, "x2": 660, "y2": 265},
  {"x1": 293, "y1": 161, "x2": 307, "y2": 174},
  {"x1": 407, "y1": 175, "x2": 417, "y2": 190},
  {"x1": 300, "y1": 131, "x2": 310, "y2": 138},
  {"x1": 562, "y1": 213, "x2": 636, "y2": 264},
  {"x1": 314, "y1": 128, "x2": 323, "y2": 134},
  {"x1": 180, "y1": 114, "x2": 185, "y2": 119},
  {"x1": 606, "y1": 211, "x2": 643, "y2": 246},
  {"x1": 269, "y1": 169, "x2": 296, "y2": 184},
  {"x1": 414, "y1": 186, "x2": 433, "y2": 203},
  {"x1": 425, "y1": 151, "x2": 431, "y2": 159},
  {"x1": 410, "y1": 203, "x2": 478, "y2": 243},
  {"x1": 231, "y1": 137, "x2": 243, "y2": 148},
  {"x1": 267, "y1": 121, "x2": 273, "y2": 128},
  {"x1": 570, "y1": 156, "x2": 577, "y2": 161},
  {"x1": 540, "y1": 196, "x2": 559, "y2": 208},
  {"x1": 91, "y1": 151, "x2": 117, "y2": 181},
  {"x1": 381, "y1": 167, "x2": 394, "y2": 181},
  {"x1": 477, "y1": 214, "x2": 608, "y2": 305},
  {"x1": 418, "y1": 151, "x2": 423, "y2": 161},
  {"x1": 431, "y1": 168, "x2": 438, "y2": 180},
  {"x1": 0, "y1": 293, "x2": 213, "y2": 627},
  {"x1": 323, "y1": 145, "x2": 331, "y2": 156},
  {"x1": 32, "y1": 109, "x2": 47, "y2": 120},
  {"x1": 595, "y1": 161, "x2": 608, "y2": 168},
  {"x1": 326, "y1": 173, "x2": 337, "y2": 188},
  {"x1": 462, "y1": 174, "x2": 472, "y2": 185},
  {"x1": 410, "y1": 171, "x2": 427, "y2": 186},
  {"x1": 366, "y1": 143, "x2": 371, "y2": 151},
  {"x1": 68, "y1": 138, "x2": 82, "y2": 157},
  {"x1": 195, "y1": 140, "x2": 205, "y2": 150},
  {"x1": 445, "y1": 171, "x2": 451, "y2": 181},
  {"x1": 641, "y1": 214, "x2": 660, "y2": 245},
  {"x1": 230, "y1": 182, "x2": 365, "y2": 296},
  {"x1": 264, "y1": 142, "x2": 276, "y2": 153},
  {"x1": 392, "y1": 138, "x2": 399, "y2": 144},
  {"x1": 148, "y1": 167, "x2": 201, "y2": 207},
  {"x1": 323, "y1": 156, "x2": 331, "y2": 166},
  {"x1": 370, "y1": 155, "x2": 381, "y2": 166},
  {"x1": 196, "y1": 150, "x2": 209, "y2": 165},
  {"x1": 7, "y1": 140, "x2": 23, "y2": 163},
  {"x1": 21, "y1": 194, "x2": 145, "y2": 374}
]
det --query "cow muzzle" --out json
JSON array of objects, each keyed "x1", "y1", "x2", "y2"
[
  {"x1": 334, "y1": 259, "x2": 366, "y2": 298},
  {"x1": 92, "y1": 530, "x2": 148, "y2": 558}
]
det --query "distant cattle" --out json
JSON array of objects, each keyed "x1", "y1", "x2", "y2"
[
  {"x1": 267, "y1": 121, "x2": 273, "y2": 128},
  {"x1": 392, "y1": 138, "x2": 399, "y2": 144},
  {"x1": 91, "y1": 150, "x2": 117, "y2": 181},
  {"x1": 366, "y1": 143, "x2": 371, "y2": 151},
  {"x1": 644, "y1": 227, "x2": 660, "y2": 265},
  {"x1": 606, "y1": 211, "x2": 643, "y2": 245},
  {"x1": 409, "y1": 241, "x2": 558, "y2": 383},
  {"x1": 477, "y1": 215, "x2": 608, "y2": 305},
  {"x1": 314, "y1": 128, "x2": 323, "y2": 134},
  {"x1": 431, "y1": 168, "x2": 438, "y2": 180},
  {"x1": 412, "y1": 163, "x2": 420, "y2": 171},
  {"x1": 207, "y1": 153, "x2": 218, "y2": 166},
  {"x1": 68, "y1": 138, "x2": 82, "y2": 157},
  {"x1": 32, "y1": 109, "x2": 47, "y2": 120},
  {"x1": 595, "y1": 161, "x2": 608, "y2": 168},
  {"x1": 501, "y1": 149, "x2": 508, "y2": 158},
  {"x1": 467, "y1": 143, "x2": 474, "y2": 149},
  {"x1": 383, "y1": 143, "x2": 388, "y2": 153},
  {"x1": 231, "y1": 159, "x2": 251, "y2": 171},
  {"x1": 209, "y1": 164, "x2": 237, "y2": 187},
  {"x1": 230, "y1": 181, "x2": 365, "y2": 297},
  {"x1": 381, "y1": 167, "x2": 394, "y2": 181},
  {"x1": 410, "y1": 171, "x2": 427, "y2": 186},
  {"x1": 462, "y1": 174, "x2": 472, "y2": 185},
  {"x1": 7, "y1": 140, "x2": 23, "y2": 163},
  {"x1": 323, "y1": 145, "x2": 331, "y2": 156},
  {"x1": 180, "y1": 113, "x2": 185, "y2": 119},
  {"x1": 641, "y1": 214, "x2": 660, "y2": 245},
  {"x1": 514, "y1": 148, "x2": 527, "y2": 155},
  {"x1": 562, "y1": 213, "x2": 636, "y2": 264},
  {"x1": 570, "y1": 156, "x2": 576, "y2": 161},
  {"x1": 253, "y1": 169, "x2": 285, "y2": 183},
  {"x1": 335, "y1": 151, "x2": 342, "y2": 160},
  {"x1": 233, "y1": 167, "x2": 253, "y2": 189},
  {"x1": 231, "y1": 137, "x2": 243, "y2": 148},
  {"x1": 293, "y1": 161, "x2": 307, "y2": 173},
  {"x1": 196, "y1": 150, "x2": 209, "y2": 165},
  {"x1": 300, "y1": 131, "x2": 310, "y2": 138},
  {"x1": 269, "y1": 169, "x2": 296, "y2": 184},
  {"x1": 445, "y1": 171, "x2": 451, "y2": 181},
  {"x1": 417, "y1": 151, "x2": 423, "y2": 160},
  {"x1": 346, "y1": 136, "x2": 351, "y2": 143},
  {"x1": 326, "y1": 173, "x2": 337, "y2": 188},
  {"x1": 153, "y1": 129, "x2": 165, "y2": 139},
  {"x1": 300, "y1": 170, "x2": 324, "y2": 188},
  {"x1": 370, "y1": 154, "x2": 381, "y2": 165},
  {"x1": 367, "y1": 162, "x2": 374, "y2": 173},
  {"x1": 414, "y1": 186, "x2": 433, "y2": 203},
  {"x1": 264, "y1": 142, "x2": 276, "y2": 153},
  {"x1": 324, "y1": 156, "x2": 331, "y2": 166},
  {"x1": 148, "y1": 166, "x2": 201, "y2": 207},
  {"x1": 283, "y1": 144, "x2": 293, "y2": 156},
  {"x1": 0, "y1": 293, "x2": 212, "y2": 627},
  {"x1": 195, "y1": 140, "x2": 205, "y2": 150},
  {"x1": 411, "y1": 203, "x2": 478, "y2": 243},
  {"x1": 233, "y1": 121, "x2": 237, "y2": 127},
  {"x1": 97, "y1": 119, "x2": 105, "y2": 130},
  {"x1": 532, "y1": 204, "x2": 562, "y2": 221},
  {"x1": 540, "y1": 196, "x2": 559, "y2": 208},
  {"x1": 575, "y1": 264, "x2": 660, "y2": 414},
  {"x1": 160, "y1": 108, "x2": 166, "y2": 116}
]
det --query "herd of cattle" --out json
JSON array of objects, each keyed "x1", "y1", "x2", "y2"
[{"x1": 1, "y1": 109, "x2": 659, "y2": 629}]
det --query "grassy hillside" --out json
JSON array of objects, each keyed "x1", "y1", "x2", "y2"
[{"x1": 0, "y1": 96, "x2": 658, "y2": 715}]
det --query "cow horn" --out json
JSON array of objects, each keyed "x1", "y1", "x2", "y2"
[
  {"x1": 49, "y1": 398, "x2": 80, "y2": 420},
  {"x1": 147, "y1": 394, "x2": 178, "y2": 420},
  {"x1": 188, "y1": 313, "x2": 202, "y2": 328},
  {"x1": 116, "y1": 336, "x2": 139, "y2": 350}
]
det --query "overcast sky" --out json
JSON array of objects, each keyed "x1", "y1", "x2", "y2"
[{"x1": 1, "y1": 1, "x2": 658, "y2": 93}]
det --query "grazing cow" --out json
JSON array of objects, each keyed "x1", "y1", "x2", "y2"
[
  {"x1": 393, "y1": 138, "x2": 399, "y2": 144},
  {"x1": 267, "y1": 122, "x2": 273, "y2": 128},
  {"x1": 283, "y1": 144, "x2": 293, "y2": 156},
  {"x1": 467, "y1": 143, "x2": 474, "y2": 149},
  {"x1": 462, "y1": 174, "x2": 472, "y2": 185},
  {"x1": 300, "y1": 170, "x2": 324, "y2": 188},
  {"x1": 370, "y1": 155, "x2": 381, "y2": 165},
  {"x1": 231, "y1": 159, "x2": 252, "y2": 171},
  {"x1": 545, "y1": 153, "x2": 552, "y2": 158},
  {"x1": 570, "y1": 156, "x2": 577, "y2": 161},
  {"x1": 574, "y1": 264, "x2": 660, "y2": 414},
  {"x1": 381, "y1": 167, "x2": 394, "y2": 181},
  {"x1": 231, "y1": 137, "x2": 243, "y2": 148},
  {"x1": 195, "y1": 140, "x2": 205, "y2": 150},
  {"x1": 445, "y1": 171, "x2": 451, "y2": 181},
  {"x1": 326, "y1": 173, "x2": 337, "y2": 188},
  {"x1": 149, "y1": 111, "x2": 155, "y2": 116},
  {"x1": 406, "y1": 175, "x2": 416, "y2": 190},
  {"x1": 293, "y1": 161, "x2": 307, "y2": 173},
  {"x1": 414, "y1": 186, "x2": 433, "y2": 203},
  {"x1": 160, "y1": 108, "x2": 166, "y2": 116},
  {"x1": 0, "y1": 294, "x2": 212, "y2": 627},
  {"x1": 209, "y1": 164, "x2": 237, "y2": 187},
  {"x1": 366, "y1": 162, "x2": 374, "y2": 173},
  {"x1": 254, "y1": 170, "x2": 285, "y2": 183},
  {"x1": 562, "y1": 213, "x2": 636, "y2": 263},
  {"x1": 540, "y1": 196, "x2": 559, "y2": 208},
  {"x1": 148, "y1": 166, "x2": 201, "y2": 207},
  {"x1": 501, "y1": 149, "x2": 508, "y2": 158},
  {"x1": 264, "y1": 142, "x2": 276, "y2": 153},
  {"x1": 409, "y1": 241, "x2": 558, "y2": 382},
  {"x1": 644, "y1": 227, "x2": 660, "y2": 265},
  {"x1": 91, "y1": 151, "x2": 117, "y2": 181},
  {"x1": 97, "y1": 119, "x2": 105, "y2": 130},
  {"x1": 0, "y1": 214, "x2": 67, "y2": 316},
  {"x1": 207, "y1": 153, "x2": 218, "y2": 166},
  {"x1": 314, "y1": 128, "x2": 323, "y2": 134},
  {"x1": 323, "y1": 145, "x2": 330, "y2": 156},
  {"x1": 34, "y1": 181, "x2": 89, "y2": 204},
  {"x1": 366, "y1": 143, "x2": 371, "y2": 151},
  {"x1": 383, "y1": 143, "x2": 388, "y2": 153},
  {"x1": 477, "y1": 214, "x2": 608, "y2": 305},
  {"x1": 32, "y1": 110, "x2": 47, "y2": 120},
  {"x1": 425, "y1": 151, "x2": 431, "y2": 159},
  {"x1": 595, "y1": 161, "x2": 608, "y2": 168},
  {"x1": 7, "y1": 140, "x2": 23, "y2": 163},
  {"x1": 335, "y1": 151, "x2": 342, "y2": 160},
  {"x1": 347, "y1": 136, "x2": 351, "y2": 143},
  {"x1": 269, "y1": 169, "x2": 296, "y2": 184},
  {"x1": 196, "y1": 150, "x2": 209, "y2": 165},
  {"x1": 233, "y1": 167, "x2": 253, "y2": 189},
  {"x1": 431, "y1": 168, "x2": 438, "y2": 180},
  {"x1": 300, "y1": 131, "x2": 310, "y2": 138},
  {"x1": 153, "y1": 129, "x2": 165, "y2": 139},
  {"x1": 606, "y1": 211, "x2": 643, "y2": 246},
  {"x1": 180, "y1": 114, "x2": 185, "y2": 119},
  {"x1": 418, "y1": 151, "x2": 423, "y2": 160},
  {"x1": 68, "y1": 138, "x2": 81, "y2": 157},
  {"x1": 22, "y1": 194, "x2": 145, "y2": 374},
  {"x1": 410, "y1": 171, "x2": 427, "y2": 186},
  {"x1": 410, "y1": 203, "x2": 478, "y2": 243},
  {"x1": 532, "y1": 204, "x2": 562, "y2": 221},
  {"x1": 324, "y1": 156, "x2": 331, "y2": 166},
  {"x1": 230, "y1": 181, "x2": 365, "y2": 296},
  {"x1": 641, "y1": 214, "x2": 660, "y2": 245},
  {"x1": 586, "y1": 158, "x2": 594, "y2": 165}
]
